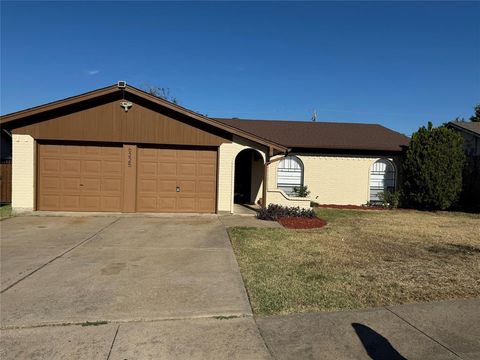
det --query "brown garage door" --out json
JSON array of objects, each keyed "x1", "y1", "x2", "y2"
[
  {"x1": 38, "y1": 144, "x2": 123, "y2": 211},
  {"x1": 136, "y1": 147, "x2": 217, "y2": 213}
]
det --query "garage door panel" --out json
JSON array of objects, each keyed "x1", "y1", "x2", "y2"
[
  {"x1": 102, "y1": 197, "x2": 122, "y2": 211},
  {"x1": 137, "y1": 148, "x2": 216, "y2": 213},
  {"x1": 197, "y1": 163, "x2": 215, "y2": 177},
  {"x1": 41, "y1": 144, "x2": 61, "y2": 155},
  {"x1": 138, "y1": 148, "x2": 157, "y2": 161},
  {"x1": 177, "y1": 163, "x2": 196, "y2": 177},
  {"x1": 82, "y1": 160, "x2": 101, "y2": 175},
  {"x1": 63, "y1": 146, "x2": 81, "y2": 156},
  {"x1": 197, "y1": 198, "x2": 215, "y2": 213},
  {"x1": 42, "y1": 159, "x2": 61, "y2": 172},
  {"x1": 178, "y1": 180, "x2": 195, "y2": 193},
  {"x1": 197, "y1": 151, "x2": 217, "y2": 162},
  {"x1": 62, "y1": 178, "x2": 79, "y2": 191},
  {"x1": 139, "y1": 162, "x2": 157, "y2": 176},
  {"x1": 81, "y1": 178, "x2": 101, "y2": 192},
  {"x1": 63, "y1": 195, "x2": 80, "y2": 208},
  {"x1": 158, "y1": 180, "x2": 176, "y2": 192},
  {"x1": 41, "y1": 177, "x2": 61, "y2": 191},
  {"x1": 157, "y1": 197, "x2": 177, "y2": 211},
  {"x1": 177, "y1": 196, "x2": 196, "y2": 212},
  {"x1": 137, "y1": 197, "x2": 157, "y2": 211},
  {"x1": 177, "y1": 151, "x2": 195, "y2": 161},
  {"x1": 80, "y1": 196, "x2": 101, "y2": 210},
  {"x1": 197, "y1": 180, "x2": 215, "y2": 194},
  {"x1": 138, "y1": 179, "x2": 157, "y2": 193},
  {"x1": 102, "y1": 179, "x2": 122, "y2": 192},
  {"x1": 102, "y1": 161, "x2": 122, "y2": 175},
  {"x1": 158, "y1": 162, "x2": 177, "y2": 176},
  {"x1": 38, "y1": 144, "x2": 123, "y2": 212},
  {"x1": 101, "y1": 147, "x2": 122, "y2": 158},
  {"x1": 40, "y1": 195, "x2": 61, "y2": 208},
  {"x1": 61, "y1": 159, "x2": 81, "y2": 174}
]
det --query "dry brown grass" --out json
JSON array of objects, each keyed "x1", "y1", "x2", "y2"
[{"x1": 229, "y1": 209, "x2": 480, "y2": 315}]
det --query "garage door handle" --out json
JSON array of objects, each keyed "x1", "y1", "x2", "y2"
[
  {"x1": 176, "y1": 186, "x2": 180, "y2": 192},
  {"x1": 80, "y1": 184, "x2": 84, "y2": 186}
]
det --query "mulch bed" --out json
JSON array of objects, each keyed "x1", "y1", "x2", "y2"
[{"x1": 278, "y1": 216, "x2": 327, "y2": 229}]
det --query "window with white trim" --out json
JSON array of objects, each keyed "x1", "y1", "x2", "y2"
[
  {"x1": 277, "y1": 156, "x2": 304, "y2": 196},
  {"x1": 369, "y1": 159, "x2": 396, "y2": 202}
]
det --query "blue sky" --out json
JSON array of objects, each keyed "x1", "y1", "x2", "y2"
[{"x1": 1, "y1": 1, "x2": 479, "y2": 135}]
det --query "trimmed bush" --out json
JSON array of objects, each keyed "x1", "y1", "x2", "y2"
[{"x1": 257, "y1": 204, "x2": 316, "y2": 221}]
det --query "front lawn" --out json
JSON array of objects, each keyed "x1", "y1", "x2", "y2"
[
  {"x1": 0, "y1": 205, "x2": 12, "y2": 219},
  {"x1": 229, "y1": 208, "x2": 480, "y2": 315}
]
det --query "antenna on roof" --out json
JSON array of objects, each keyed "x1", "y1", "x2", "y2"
[{"x1": 311, "y1": 109, "x2": 317, "y2": 122}]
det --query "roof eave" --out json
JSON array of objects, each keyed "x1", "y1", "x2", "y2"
[{"x1": 447, "y1": 122, "x2": 480, "y2": 137}]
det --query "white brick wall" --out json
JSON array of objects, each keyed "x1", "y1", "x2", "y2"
[
  {"x1": 12, "y1": 134, "x2": 36, "y2": 212},
  {"x1": 217, "y1": 136, "x2": 267, "y2": 213},
  {"x1": 267, "y1": 154, "x2": 396, "y2": 206}
]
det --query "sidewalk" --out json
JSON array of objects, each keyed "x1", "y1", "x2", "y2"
[
  {"x1": 2, "y1": 298, "x2": 478, "y2": 359},
  {"x1": 257, "y1": 298, "x2": 480, "y2": 360}
]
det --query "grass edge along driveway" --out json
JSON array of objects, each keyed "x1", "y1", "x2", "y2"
[{"x1": 229, "y1": 208, "x2": 480, "y2": 315}]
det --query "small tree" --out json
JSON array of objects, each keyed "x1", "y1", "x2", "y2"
[
  {"x1": 470, "y1": 104, "x2": 480, "y2": 122},
  {"x1": 402, "y1": 122, "x2": 465, "y2": 210},
  {"x1": 144, "y1": 85, "x2": 178, "y2": 104}
]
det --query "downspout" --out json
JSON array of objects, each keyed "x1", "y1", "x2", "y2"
[{"x1": 262, "y1": 147, "x2": 290, "y2": 208}]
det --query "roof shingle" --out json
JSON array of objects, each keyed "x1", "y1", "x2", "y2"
[{"x1": 214, "y1": 118, "x2": 409, "y2": 152}]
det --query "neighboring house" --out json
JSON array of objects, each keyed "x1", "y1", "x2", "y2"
[
  {"x1": 447, "y1": 121, "x2": 480, "y2": 210},
  {"x1": 447, "y1": 121, "x2": 480, "y2": 156},
  {"x1": 0, "y1": 83, "x2": 409, "y2": 214}
]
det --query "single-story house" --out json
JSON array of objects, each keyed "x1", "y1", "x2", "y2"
[{"x1": 0, "y1": 82, "x2": 409, "y2": 214}]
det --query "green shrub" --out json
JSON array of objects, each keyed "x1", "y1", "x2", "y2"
[
  {"x1": 378, "y1": 191, "x2": 400, "y2": 209},
  {"x1": 257, "y1": 204, "x2": 316, "y2": 221},
  {"x1": 402, "y1": 122, "x2": 465, "y2": 210},
  {"x1": 292, "y1": 185, "x2": 311, "y2": 198}
]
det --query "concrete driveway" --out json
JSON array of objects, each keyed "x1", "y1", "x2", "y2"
[{"x1": 0, "y1": 215, "x2": 270, "y2": 359}]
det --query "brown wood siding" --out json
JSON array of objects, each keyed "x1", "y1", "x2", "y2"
[
  {"x1": 0, "y1": 160, "x2": 12, "y2": 204},
  {"x1": 13, "y1": 96, "x2": 231, "y2": 147},
  {"x1": 136, "y1": 147, "x2": 217, "y2": 213}
]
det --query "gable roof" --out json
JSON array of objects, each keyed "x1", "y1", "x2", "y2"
[
  {"x1": 0, "y1": 84, "x2": 288, "y2": 153},
  {"x1": 214, "y1": 118, "x2": 409, "y2": 152},
  {"x1": 0, "y1": 83, "x2": 410, "y2": 153},
  {"x1": 447, "y1": 121, "x2": 480, "y2": 137}
]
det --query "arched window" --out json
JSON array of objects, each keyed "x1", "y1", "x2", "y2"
[
  {"x1": 369, "y1": 159, "x2": 396, "y2": 202},
  {"x1": 277, "y1": 156, "x2": 304, "y2": 196}
]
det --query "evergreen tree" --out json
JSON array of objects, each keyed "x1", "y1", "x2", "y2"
[
  {"x1": 402, "y1": 122, "x2": 465, "y2": 210},
  {"x1": 470, "y1": 104, "x2": 480, "y2": 122}
]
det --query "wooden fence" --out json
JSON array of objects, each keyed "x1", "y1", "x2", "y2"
[{"x1": 0, "y1": 160, "x2": 12, "y2": 204}]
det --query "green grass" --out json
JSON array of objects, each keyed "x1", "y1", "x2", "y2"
[
  {"x1": 229, "y1": 208, "x2": 480, "y2": 315},
  {"x1": 0, "y1": 205, "x2": 12, "y2": 218}
]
